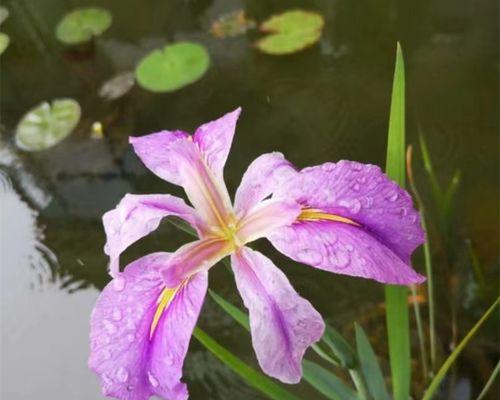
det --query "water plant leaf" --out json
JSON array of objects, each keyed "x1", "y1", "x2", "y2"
[
  {"x1": 55, "y1": 7, "x2": 112, "y2": 45},
  {"x1": 99, "y1": 71, "x2": 135, "y2": 100},
  {"x1": 209, "y1": 289, "x2": 249, "y2": 330},
  {"x1": 0, "y1": 32, "x2": 9, "y2": 55},
  {"x1": 302, "y1": 360, "x2": 357, "y2": 400},
  {"x1": 210, "y1": 10, "x2": 256, "y2": 38},
  {"x1": 135, "y1": 42, "x2": 210, "y2": 93},
  {"x1": 193, "y1": 327, "x2": 302, "y2": 400},
  {"x1": 384, "y1": 42, "x2": 412, "y2": 400},
  {"x1": 15, "y1": 98, "x2": 81, "y2": 151},
  {"x1": 255, "y1": 10, "x2": 324, "y2": 55},
  {"x1": 320, "y1": 325, "x2": 357, "y2": 369},
  {"x1": 422, "y1": 296, "x2": 500, "y2": 400},
  {"x1": 354, "y1": 323, "x2": 390, "y2": 400}
]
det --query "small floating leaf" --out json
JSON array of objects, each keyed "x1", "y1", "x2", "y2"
[
  {"x1": 255, "y1": 10, "x2": 324, "y2": 55},
  {"x1": 135, "y1": 42, "x2": 210, "y2": 93},
  {"x1": 0, "y1": 32, "x2": 9, "y2": 55},
  {"x1": 55, "y1": 7, "x2": 112, "y2": 45},
  {"x1": 210, "y1": 10, "x2": 256, "y2": 38},
  {"x1": 16, "y1": 99, "x2": 81, "y2": 151},
  {"x1": 99, "y1": 71, "x2": 135, "y2": 100}
]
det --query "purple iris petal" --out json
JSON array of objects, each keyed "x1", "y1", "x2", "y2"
[
  {"x1": 102, "y1": 194, "x2": 203, "y2": 277},
  {"x1": 89, "y1": 252, "x2": 207, "y2": 400},
  {"x1": 234, "y1": 152, "x2": 297, "y2": 216},
  {"x1": 269, "y1": 160, "x2": 425, "y2": 284},
  {"x1": 231, "y1": 247, "x2": 325, "y2": 383}
]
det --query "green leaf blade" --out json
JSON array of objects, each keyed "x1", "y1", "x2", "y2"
[
  {"x1": 302, "y1": 360, "x2": 357, "y2": 400},
  {"x1": 194, "y1": 327, "x2": 302, "y2": 400},
  {"x1": 384, "y1": 42, "x2": 412, "y2": 400},
  {"x1": 354, "y1": 323, "x2": 390, "y2": 400}
]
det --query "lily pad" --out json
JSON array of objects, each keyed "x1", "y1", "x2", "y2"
[
  {"x1": 55, "y1": 7, "x2": 112, "y2": 45},
  {"x1": 99, "y1": 71, "x2": 135, "y2": 100},
  {"x1": 16, "y1": 99, "x2": 81, "y2": 151},
  {"x1": 255, "y1": 10, "x2": 324, "y2": 55},
  {"x1": 0, "y1": 33, "x2": 9, "y2": 55},
  {"x1": 135, "y1": 42, "x2": 210, "y2": 93}
]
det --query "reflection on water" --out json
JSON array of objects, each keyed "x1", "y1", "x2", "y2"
[{"x1": 0, "y1": 0, "x2": 498, "y2": 398}]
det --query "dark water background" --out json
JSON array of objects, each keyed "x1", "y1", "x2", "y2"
[{"x1": 1, "y1": 0, "x2": 498, "y2": 398}]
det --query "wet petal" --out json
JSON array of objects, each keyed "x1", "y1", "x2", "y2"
[
  {"x1": 231, "y1": 247, "x2": 324, "y2": 383},
  {"x1": 103, "y1": 194, "x2": 202, "y2": 277},
  {"x1": 276, "y1": 160, "x2": 425, "y2": 263},
  {"x1": 269, "y1": 220, "x2": 425, "y2": 284},
  {"x1": 129, "y1": 130, "x2": 189, "y2": 185},
  {"x1": 234, "y1": 152, "x2": 297, "y2": 215},
  {"x1": 160, "y1": 238, "x2": 232, "y2": 288},
  {"x1": 193, "y1": 108, "x2": 241, "y2": 178},
  {"x1": 89, "y1": 253, "x2": 208, "y2": 400},
  {"x1": 236, "y1": 198, "x2": 301, "y2": 245}
]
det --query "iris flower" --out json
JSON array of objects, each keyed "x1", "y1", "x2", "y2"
[{"x1": 89, "y1": 108, "x2": 425, "y2": 400}]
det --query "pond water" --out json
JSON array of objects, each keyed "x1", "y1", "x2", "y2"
[{"x1": 1, "y1": 0, "x2": 498, "y2": 399}]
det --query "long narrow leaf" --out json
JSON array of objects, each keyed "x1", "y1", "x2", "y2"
[
  {"x1": 209, "y1": 289, "x2": 249, "y2": 329},
  {"x1": 321, "y1": 326, "x2": 357, "y2": 369},
  {"x1": 422, "y1": 296, "x2": 500, "y2": 400},
  {"x1": 476, "y1": 360, "x2": 500, "y2": 400},
  {"x1": 407, "y1": 145, "x2": 436, "y2": 371},
  {"x1": 303, "y1": 360, "x2": 358, "y2": 400},
  {"x1": 193, "y1": 327, "x2": 302, "y2": 400},
  {"x1": 354, "y1": 323, "x2": 390, "y2": 400},
  {"x1": 384, "y1": 42, "x2": 411, "y2": 400}
]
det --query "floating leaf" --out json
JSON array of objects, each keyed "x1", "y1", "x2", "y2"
[
  {"x1": 0, "y1": 6, "x2": 9, "y2": 25},
  {"x1": 0, "y1": 32, "x2": 9, "y2": 55},
  {"x1": 55, "y1": 7, "x2": 112, "y2": 45},
  {"x1": 255, "y1": 10, "x2": 324, "y2": 55},
  {"x1": 15, "y1": 99, "x2": 81, "y2": 151},
  {"x1": 135, "y1": 42, "x2": 210, "y2": 93},
  {"x1": 210, "y1": 10, "x2": 256, "y2": 38},
  {"x1": 99, "y1": 71, "x2": 135, "y2": 100}
]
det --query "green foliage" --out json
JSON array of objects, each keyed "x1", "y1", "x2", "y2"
[
  {"x1": 15, "y1": 98, "x2": 81, "y2": 151},
  {"x1": 354, "y1": 323, "x2": 390, "y2": 400},
  {"x1": 422, "y1": 297, "x2": 500, "y2": 400},
  {"x1": 384, "y1": 43, "x2": 411, "y2": 400},
  {"x1": 55, "y1": 7, "x2": 112, "y2": 45},
  {"x1": 320, "y1": 326, "x2": 357, "y2": 369},
  {"x1": 255, "y1": 10, "x2": 324, "y2": 55},
  {"x1": 193, "y1": 327, "x2": 301, "y2": 400},
  {"x1": 0, "y1": 32, "x2": 9, "y2": 55},
  {"x1": 135, "y1": 42, "x2": 210, "y2": 93},
  {"x1": 302, "y1": 360, "x2": 357, "y2": 400}
]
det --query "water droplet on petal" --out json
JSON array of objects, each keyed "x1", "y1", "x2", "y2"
[
  {"x1": 351, "y1": 183, "x2": 360, "y2": 192},
  {"x1": 116, "y1": 367, "x2": 129, "y2": 383},
  {"x1": 387, "y1": 191, "x2": 399, "y2": 202},
  {"x1": 127, "y1": 384, "x2": 134, "y2": 392},
  {"x1": 103, "y1": 319, "x2": 117, "y2": 335},
  {"x1": 112, "y1": 309, "x2": 122, "y2": 321},
  {"x1": 148, "y1": 372, "x2": 159, "y2": 387},
  {"x1": 297, "y1": 248, "x2": 323, "y2": 266},
  {"x1": 126, "y1": 333, "x2": 135, "y2": 342},
  {"x1": 339, "y1": 199, "x2": 361, "y2": 214},
  {"x1": 345, "y1": 244, "x2": 354, "y2": 252},
  {"x1": 113, "y1": 276, "x2": 126, "y2": 291}
]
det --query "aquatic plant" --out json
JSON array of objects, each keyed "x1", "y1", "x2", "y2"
[
  {"x1": 55, "y1": 7, "x2": 112, "y2": 45},
  {"x1": 15, "y1": 98, "x2": 81, "y2": 151},
  {"x1": 89, "y1": 105, "x2": 425, "y2": 398},
  {"x1": 135, "y1": 42, "x2": 210, "y2": 93},
  {"x1": 255, "y1": 10, "x2": 324, "y2": 55}
]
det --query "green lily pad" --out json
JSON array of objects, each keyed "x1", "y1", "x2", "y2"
[
  {"x1": 0, "y1": 33, "x2": 9, "y2": 55},
  {"x1": 135, "y1": 42, "x2": 210, "y2": 93},
  {"x1": 55, "y1": 7, "x2": 112, "y2": 45},
  {"x1": 255, "y1": 10, "x2": 324, "y2": 55},
  {"x1": 16, "y1": 99, "x2": 81, "y2": 151}
]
